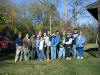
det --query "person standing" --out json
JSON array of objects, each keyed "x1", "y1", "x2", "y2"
[
  {"x1": 39, "y1": 36, "x2": 46, "y2": 60},
  {"x1": 58, "y1": 31, "x2": 66, "y2": 58},
  {"x1": 47, "y1": 31, "x2": 52, "y2": 41},
  {"x1": 15, "y1": 33, "x2": 23, "y2": 62},
  {"x1": 65, "y1": 33, "x2": 73, "y2": 60},
  {"x1": 72, "y1": 28, "x2": 79, "y2": 58},
  {"x1": 76, "y1": 30, "x2": 86, "y2": 59},
  {"x1": 30, "y1": 32, "x2": 36, "y2": 60},
  {"x1": 56, "y1": 30, "x2": 60, "y2": 58},
  {"x1": 39, "y1": 31, "x2": 42, "y2": 38},
  {"x1": 36, "y1": 35, "x2": 40, "y2": 59},
  {"x1": 43, "y1": 32, "x2": 51, "y2": 60},
  {"x1": 51, "y1": 33, "x2": 59, "y2": 60},
  {"x1": 23, "y1": 34, "x2": 30, "y2": 61}
]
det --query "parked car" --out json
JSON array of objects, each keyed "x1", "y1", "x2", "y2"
[{"x1": 0, "y1": 36, "x2": 16, "y2": 52}]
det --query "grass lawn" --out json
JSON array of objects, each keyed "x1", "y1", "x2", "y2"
[{"x1": 0, "y1": 44, "x2": 99, "y2": 75}]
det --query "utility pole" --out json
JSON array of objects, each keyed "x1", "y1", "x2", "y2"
[
  {"x1": 50, "y1": 15, "x2": 51, "y2": 34},
  {"x1": 65, "y1": 0, "x2": 68, "y2": 23}
]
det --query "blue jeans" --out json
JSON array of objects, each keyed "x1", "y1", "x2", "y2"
[
  {"x1": 39, "y1": 50, "x2": 46, "y2": 60},
  {"x1": 58, "y1": 47, "x2": 65, "y2": 58},
  {"x1": 51, "y1": 47, "x2": 56, "y2": 60},
  {"x1": 78, "y1": 47, "x2": 84, "y2": 57},
  {"x1": 72, "y1": 44, "x2": 78, "y2": 57},
  {"x1": 36, "y1": 47, "x2": 40, "y2": 59}
]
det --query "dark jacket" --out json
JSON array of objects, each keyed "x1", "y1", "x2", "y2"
[
  {"x1": 30, "y1": 36, "x2": 36, "y2": 48},
  {"x1": 23, "y1": 38, "x2": 30, "y2": 49}
]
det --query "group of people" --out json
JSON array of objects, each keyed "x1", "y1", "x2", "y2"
[{"x1": 15, "y1": 28, "x2": 86, "y2": 62}]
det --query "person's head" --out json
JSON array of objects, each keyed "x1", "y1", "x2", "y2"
[
  {"x1": 79, "y1": 30, "x2": 83, "y2": 35},
  {"x1": 48, "y1": 31, "x2": 50, "y2": 35},
  {"x1": 39, "y1": 31, "x2": 42, "y2": 35},
  {"x1": 62, "y1": 31, "x2": 66, "y2": 35},
  {"x1": 44, "y1": 32, "x2": 47, "y2": 37},
  {"x1": 32, "y1": 32, "x2": 36, "y2": 37},
  {"x1": 18, "y1": 33, "x2": 22, "y2": 38},
  {"x1": 52, "y1": 33, "x2": 56, "y2": 37},
  {"x1": 74, "y1": 28, "x2": 78, "y2": 33},
  {"x1": 40, "y1": 36, "x2": 43, "y2": 40},
  {"x1": 67, "y1": 29, "x2": 71, "y2": 33},
  {"x1": 67, "y1": 34, "x2": 70, "y2": 38},
  {"x1": 37, "y1": 35, "x2": 40, "y2": 38},
  {"x1": 56, "y1": 30, "x2": 59, "y2": 35},
  {"x1": 25, "y1": 34, "x2": 29, "y2": 39}
]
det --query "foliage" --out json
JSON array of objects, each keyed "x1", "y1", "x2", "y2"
[{"x1": 77, "y1": 24, "x2": 98, "y2": 44}]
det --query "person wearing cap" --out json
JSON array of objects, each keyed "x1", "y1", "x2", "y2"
[
  {"x1": 15, "y1": 33, "x2": 23, "y2": 62},
  {"x1": 30, "y1": 32, "x2": 36, "y2": 60},
  {"x1": 76, "y1": 30, "x2": 86, "y2": 59},
  {"x1": 66, "y1": 29, "x2": 73, "y2": 38},
  {"x1": 64, "y1": 33, "x2": 73, "y2": 60},
  {"x1": 72, "y1": 28, "x2": 79, "y2": 58}
]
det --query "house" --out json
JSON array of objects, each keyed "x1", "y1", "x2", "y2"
[{"x1": 86, "y1": 0, "x2": 100, "y2": 57}]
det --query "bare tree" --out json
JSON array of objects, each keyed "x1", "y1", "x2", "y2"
[{"x1": 68, "y1": 0, "x2": 91, "y2": 27}]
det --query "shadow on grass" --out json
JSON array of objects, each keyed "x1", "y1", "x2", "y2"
[
  {"x1": 85, "y1": 47, "x2": 98, "y2": 58},
  {"x1": 0, "y1": 52, "x2": 15, "y2": 61}
]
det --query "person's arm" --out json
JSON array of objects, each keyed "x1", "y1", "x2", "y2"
[
  {"x1": 16, "y1": 39, "x2": 18, "y2": 47},
  {"x1": 65, "y1": 39, "x2": 72, "y2": 44},
  {"x1": 81, "y1": 35, "x2": 86, "y2": 45}
]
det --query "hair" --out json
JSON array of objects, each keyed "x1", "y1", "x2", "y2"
[{"x1": 74, "y1": 28, "x2": 78, "y2": 30}]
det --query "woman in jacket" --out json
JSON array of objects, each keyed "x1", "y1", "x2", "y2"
[
  {"x1": 76, "y1": 30, "x2": 86, "y2": 59},
  {"x1": 51, "y1": 33, "x2": 59, "y2": 60}
]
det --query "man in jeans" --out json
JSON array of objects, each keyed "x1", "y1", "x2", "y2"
[
  {"x1": 15, "y1": 33, "x2": 23, "y2": 62},
  {"x1": 51, "y1": 33, "x2": 59, "y2": 60},
  {"x1": 58, "y1": 31, "x2": 66, "y2": 58},
  {"x1": 72, "y1": 28, "x2": 78, "y2": 58}
]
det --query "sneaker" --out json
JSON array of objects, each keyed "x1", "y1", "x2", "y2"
[
  {"x1": 47, "y1": 59, "x2": 49, "y2": 61},
  {"x1": 77, "y1": 56, "x2": 80, "y2": 59},
  {"x1": 80, "y1": 57, "x2": 83, "y2": 59},
  {"x1": 66, "y1": 57, "x2": 69, "y2": 60},
  {"x1": 68, "y1": 57, "x2": 71, "y2": 60},
  {"x1": 40, "y1": 60, "x2": 42, "y2": 61}
]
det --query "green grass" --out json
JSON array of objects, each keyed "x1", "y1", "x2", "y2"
[{"x1": 0, "y1": 44, "x2": 99, "y2": 75}]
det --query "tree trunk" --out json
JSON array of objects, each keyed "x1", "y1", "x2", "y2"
[
  {"x1": 50, "y1": 15, "x2": 51, "y2": 34},
  {"x1": 65, "y1": 0, "x2": 68, "y2": 23},
  {"x1": 74, "y1": 4, "x2": 77, "y2": 27},
  {"x1": 98, "y1": 7, "x2": 100, "y2": 58},
  {"x1": 96, "y1": 33, "x2": 98, "y2": 44}
]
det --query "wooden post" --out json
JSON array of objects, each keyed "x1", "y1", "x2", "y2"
[
  {"x1": 50, "y1": 15, "x2": 51, "y2": 34},
  {"x1": 98, "y1": 7, "x2": 100, "y2": 57}
]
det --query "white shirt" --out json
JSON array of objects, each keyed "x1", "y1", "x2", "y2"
[
  {"x1": 65, "y1": 38, "x2": 72, "y2": 44},
  {"x1": 39, "y1": 40, "x2": 44, "y2": 50}
]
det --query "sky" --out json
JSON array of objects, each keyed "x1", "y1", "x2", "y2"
[{"x1": 11, "y1": 0, "x2": 98, "y2": 26}]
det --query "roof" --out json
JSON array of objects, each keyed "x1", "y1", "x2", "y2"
[
  {"x1": 86, "y1": 0, "x2": 100, "y2": 20},
  {"x1": 87, "y1": 1, "x2": 100, "y2": 9}
]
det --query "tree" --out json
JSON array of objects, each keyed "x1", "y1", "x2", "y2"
[{"x1": 68, "y1": 0, "x2": 90, "y2": 27}]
